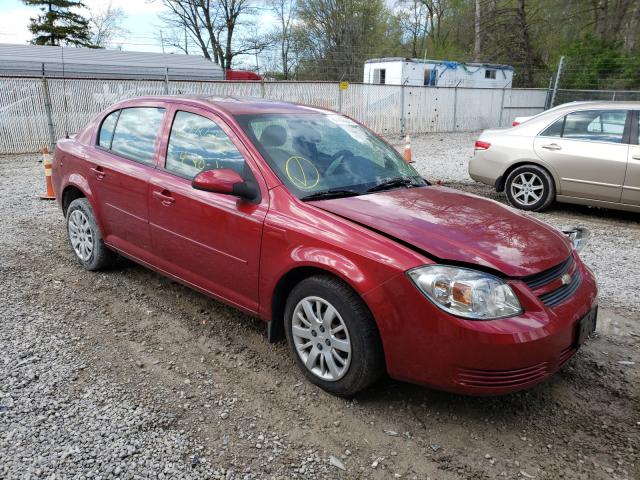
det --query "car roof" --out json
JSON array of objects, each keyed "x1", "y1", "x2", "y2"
[
  {"x1": 111, "y1": 95, "x2": 334, "y2": 116},
  {"x1": 548, "y1": 100, "x2": 640, "y2": 112}
]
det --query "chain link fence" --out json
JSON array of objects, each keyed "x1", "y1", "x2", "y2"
[
  {"x1": 554, "y1": 89, "x2": 640, "y2": 105},
  {"x1": 0, "y1": 71, "x2": 551, "y2": 154}
]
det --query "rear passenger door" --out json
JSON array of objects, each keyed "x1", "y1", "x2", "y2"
[
  {"x1": 622, "y1": 111, "x2": 640, "y2": 205},
  {"x1": 533, "y1": 109, "x2": 629, "y2": 203},
  {"x1": 90, "y1": 105, "x2": 165, "y2": 257},
  {"x1": 148, "y1": 106, "x2": 268, "y2": 313}
]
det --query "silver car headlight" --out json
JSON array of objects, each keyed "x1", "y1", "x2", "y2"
[{"x1": 408, "y1": 265, "x2": 522, "y2": 320}]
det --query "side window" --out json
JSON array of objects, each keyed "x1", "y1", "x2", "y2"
[
  {"x1": 423, "y1": 69, "x2": 432, "y2": 85},
  {"x1": 98, "y1": 110, "x2": 120, "y2": 148},
  {"x1": 562, "y1": 110, "x2": 627, "y2": 143},
  {"x1": 165, "y1": 111, "x2": 246, "y2": 180},
  {"x1": 540, "y1": 117, "x2": 564, "y2": 137},
  {"x1": 110, "y1": 107, "x2": 165, "y2": 164},
  {"x1": 485, "y1": 69, "x2": 496, "y2": 79}
]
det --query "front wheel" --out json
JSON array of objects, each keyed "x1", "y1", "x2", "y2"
[
  {"x1": 284, "y1": 275, "x2": 384, "y2": 396},
  {"x1": 504, "y1": 164, "x2": 555, "y2": 211}
]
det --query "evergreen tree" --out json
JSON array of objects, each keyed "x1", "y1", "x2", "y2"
[{"x1": 23, "y1": 0, "x2": 94, "y2": 47}]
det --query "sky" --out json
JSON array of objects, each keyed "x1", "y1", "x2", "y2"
[{"x1": 0, "y1": 0, "x2": 276, "y2": 67}]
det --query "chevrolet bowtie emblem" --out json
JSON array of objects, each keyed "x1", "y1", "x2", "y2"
[{"x1": 561, "y1": 273, "x2": 572, "y2": 285}]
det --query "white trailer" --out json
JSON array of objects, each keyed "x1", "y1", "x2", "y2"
[{"x1": 364, "y1": 57, "x2": 514, "y2": 88}]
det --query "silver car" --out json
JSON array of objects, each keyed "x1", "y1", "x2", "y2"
[{"x1": 469, "y1": 101, "x2": 640, "y2": 212}]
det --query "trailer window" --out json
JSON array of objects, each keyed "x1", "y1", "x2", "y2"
[
  {"x1": 373, "y1": 69, "x2": 386, "y2": 84},
  {"x1": 424, "y1": 69, "x2": 434, "y2": 85},
  {"x1": 485, "y1": 69, "x2": 496, "y2": 79}
]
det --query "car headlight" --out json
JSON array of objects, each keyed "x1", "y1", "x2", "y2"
[{"x1": 407, "y1": 265, "x2": 522, "y2": 320}]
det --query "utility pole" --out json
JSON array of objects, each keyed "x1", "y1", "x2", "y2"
[
  {"x1": 473, "y1": 0, "x2": 481, "y2": 61},
  {"x1": 160, "y1": 30, "x2": 165, "y2": 54},
  {"x1": 550, "y1": 56, "x2": 565, "y2": 108},
  {"x1": 184, "y1": 26, "x2": 188, "y2": 54}
]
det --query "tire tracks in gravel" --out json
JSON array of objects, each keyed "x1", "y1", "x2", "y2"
[{"x1": 1, "y1": 153, "x2": 639, "y2": 479}]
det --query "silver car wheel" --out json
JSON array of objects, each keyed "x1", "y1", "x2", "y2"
[
  {"x1": 68, "y1": 210, "x2": 94, "y2": 261},
  {"x1": 510, "y1": 172, "x2": 544, "y2": 206},
  {"x1": 291, "y1": 296, "x2": 351, "y2": 382}
]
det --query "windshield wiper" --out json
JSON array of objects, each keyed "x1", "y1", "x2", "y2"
[
  {"x1": 366, "y1": 177, "x2": 423, "y2": 193},
  {"x1": 300, "y1": 189, "x2": 361, "y2": 201}
]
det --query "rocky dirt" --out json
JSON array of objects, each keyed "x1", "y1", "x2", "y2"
[{"x1": 1, "y1": 142, "x2": 639, "y2": 479}]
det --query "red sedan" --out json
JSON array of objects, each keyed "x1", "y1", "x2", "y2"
[{"x1": 52, "y1": 96, "x2": 598, "y2": 396}]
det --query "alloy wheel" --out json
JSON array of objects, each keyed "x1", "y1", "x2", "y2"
[
  {"x1": 291, "y1": 296, "x2": 352, "y2": 381},
  {"x1": 510, "y1": 172, "x2": 544, "y2": 206},
  {"x1": 68, "y1": 210, "x2": 94, "y2": 261}
]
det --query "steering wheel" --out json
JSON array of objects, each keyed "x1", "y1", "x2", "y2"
[{"x1": 325, "y1": 149, "x2": 353, "y2": 176}]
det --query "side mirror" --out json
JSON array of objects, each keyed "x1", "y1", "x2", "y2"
[{"x1": 192, "y1": 169, "x2": 260, "y2": 202}]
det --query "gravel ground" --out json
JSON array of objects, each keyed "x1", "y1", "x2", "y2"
[
  {"x1": 1, "y1": 146, "x2": 639, "y2": 480},
  {"x1": 389, "y1": 132, "x2": 640, "y2": 314}
]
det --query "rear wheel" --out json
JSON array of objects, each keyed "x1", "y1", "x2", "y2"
[
  {"x1": 504, "y1": 164, "x2": 555, "y2": 211},
  {"x1": 284, "y1": 275, "x2": 384, "y2": 396},
  {"x1": 66, "y1": 198, "x2": 117, "y2": 270}
]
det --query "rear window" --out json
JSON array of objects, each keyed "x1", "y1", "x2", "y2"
[
  {"x1": 540, "y1": 117, "x2": 564, "y2": 137},
  {"x1": 110, "y1": 107, "x2": 165, "y2": 164},
  {"x1": 98, "y1": 110, "x2": 120, "y2": 148}
]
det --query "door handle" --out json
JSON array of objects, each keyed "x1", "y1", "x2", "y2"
[
  {"x1": 90, "y1": 166, "x2": 106, "y2": 179},
  {"x1": 541, "y1": 143, "x2": 562, "y2": 151},
  {"x1": 152, "y1": 189, "x2": 175, "y2": 206},
  {"x1": 632, "y1": 155, "x2": 640, "y2": 161}
]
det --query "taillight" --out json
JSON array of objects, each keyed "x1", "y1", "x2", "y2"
[
  {"x1": 512, "y1": 121, "x2": 520, "y2": 127},
  {"x1": 474, "y1": 140, "x2": 491, "y2": 150}
]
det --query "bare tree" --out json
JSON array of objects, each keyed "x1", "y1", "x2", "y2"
[
  {"x1": 419, "y1": 0, "x2": 450, "y2": 50},
  {"x1": 89, "y1": 1, "x2": 128, "y2": 48},
  {"x1": 159, "y1": 0, "x2": 259, "y2": 68},
  {"x1": 473, "y1": 0, "x2": 480, "y2": 61},
  {"x1": 516, "y1": 0, "x2": 532, "y2": 86},
  {"x1": 269, "y1": 0, "x2": 297, "y2": 78},
  {"x1": 397, "y1": 0, "x2": 428, "y2": 58}
]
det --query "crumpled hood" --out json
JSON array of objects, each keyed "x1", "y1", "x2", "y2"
[{"x1": 310, "y1": 186, "x2": 572, "y2": 277}]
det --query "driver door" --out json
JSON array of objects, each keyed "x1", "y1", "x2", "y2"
[{"x1": 148, "y1": 106, "x2": 269, "y2": 313}]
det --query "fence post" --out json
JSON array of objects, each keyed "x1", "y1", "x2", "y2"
[
  {"x1": 612, "y1": 91, "x2": 616, "y2": 101},
  {"x1": 41, "y1": 63, "x2": 56, "y2": 152},
  {"x1": 338, "y1": 83, "x2": 343, "y2": 113},
  {"x1": 498, "y1": 83, "x2": 507, "y2": 127},
  {"x1": 164, "y1": 67, "x2": 169, "y2": 94},
  {"x1": 550, "y1": 55, "x2": 564, "y2": 107},
  {"x1": 399, "y1": 80, "x2": 406, "y2": 136},
  {"x1": 544, "y1": 76, "x2": 553, "y2": 109},
  {"x1": 452, "y1": 80, "x2": 461, "y2": 131},
  {"x1": 261, "y1": 78, "x2": 266, "y2": 98}
]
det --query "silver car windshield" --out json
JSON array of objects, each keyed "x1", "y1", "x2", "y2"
[{"x1": 236, "y1": 113, "x2": 425, "y2": 199}]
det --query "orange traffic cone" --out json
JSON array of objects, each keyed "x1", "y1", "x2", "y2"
[
  {"x1": 402, "y1": 135, "x2": 413, "y2": 163},
  {"x1": 39, "y1": 146, "x2": 56, "y2": 200}
]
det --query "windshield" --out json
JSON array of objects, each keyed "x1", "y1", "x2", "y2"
[{"x1": 235, "y1": 113, "x2": 425, "y2": 199}]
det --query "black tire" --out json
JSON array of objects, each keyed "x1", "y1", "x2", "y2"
[
  {"x1": 284, "y1": 275, "x2": 384, "y2": 396},
  {"x1": 504, "y1": 164, "x2": 555, "y2": 211},
  {"x1": 66, "y1": 198, "x2": 117, "y2": 271}
]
